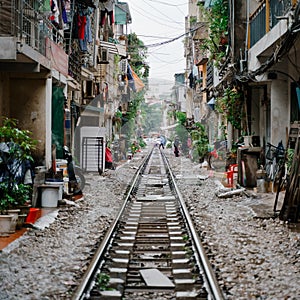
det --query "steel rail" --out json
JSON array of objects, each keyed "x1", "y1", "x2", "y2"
[
  {"x1": 72, "y1": 149, "x2": 153, "y2": 300},
  {"x1": 162, "y1": 151, "x2": 225, "y2": 300},
  {"x1": 73, "y1": 147, "x2": 224, "y2": 299}
]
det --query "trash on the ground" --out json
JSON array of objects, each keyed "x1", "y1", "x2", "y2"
[
  {"x1": 59, "y1": 199, "x2": 81, "y2": 207},
  {"x1": 216, "y1": 187, "x2": 245, "y2": 198},
  {"x1": 140, "y1": 268, "x2": 175, "y2": 287}
]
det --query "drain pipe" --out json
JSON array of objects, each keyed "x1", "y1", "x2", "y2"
[{"x1": 245, "y1": 0, "x2": 250, "y2": 62}]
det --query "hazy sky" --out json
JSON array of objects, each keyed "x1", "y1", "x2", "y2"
[{"x1": 126, "y1": 0, "x2": 188, "y2": 82}]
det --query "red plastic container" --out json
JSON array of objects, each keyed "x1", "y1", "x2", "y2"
[{"x1": 25, "y1": 208, "x2": 40, "y2": 224}]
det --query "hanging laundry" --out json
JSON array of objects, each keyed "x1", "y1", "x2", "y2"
[
  {"x1": 78, "y1": 15, "x2": 86, "y2": 40},
  {"x1": 126, "y1": 64, "x2": 145, "y2": 93},
  {"x1": 50, "y1": 0, "x2": 60, "y2": 27},
  {"x1": 72, "y1": 12, "x2": 79, "y2": 39},
  {"x1": 43, "y1": 0, "x2": 51, "y2": 12},
  {"x1": 78, "y1": 8, "x2": 93, "y2": 51},
  {"x1": 131, "y1": 69, "x2": 145, "y2": 92},
  {"x1": 100, "y1": 0, "x2": 115, "y2": 26},
  {"x1": 127, "y1": 64, "x2": 136, "y2": 92},
  {"x1": 76, "y1": 0, "x2": 96, "y2": 9},
  {"x1": 79, "y1": 15, "x2": 91, "y2": 51},
  {"x1": 61, "y1": 0, "x2": 68, "y2": 23}
]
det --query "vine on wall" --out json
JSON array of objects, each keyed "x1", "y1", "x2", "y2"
[
  {"x1": 198, "y1": 0, "x2": 229, "y2": 66},
  {"x1": 215, "y1": 87, "x2": 244, "y2": 130}
]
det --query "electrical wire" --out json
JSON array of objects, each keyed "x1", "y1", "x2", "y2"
[
  {"x1": 147, "y1": 0, "x2": 188, "y2": 7},
  {"x1": 137, "y1": 34, "x2": 178, "y2": 39},
  {"x1": 140, "y1": 0, "x2": 184, "y2": 25},
  {"x1": 150, "y1": 52, "x2": 185, "y2": 64},
  {"x1": 130, "y1": 5, "x2": 183, "y2": 30},
  {"x1": 144, "y1": 24, "x2": 205, "y2": 48},
  {"x1": 236, "y1": 1, "x2": 300, "y2": 84}
]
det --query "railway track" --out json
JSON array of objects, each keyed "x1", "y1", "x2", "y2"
[{"x1": 73, "y1": 148, "x2": 224, "y2": 300}]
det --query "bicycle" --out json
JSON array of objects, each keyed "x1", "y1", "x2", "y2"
[
  {"x1": 208, "y1": 141, "x2": 227, "y2": 171},
  {"x1": 273, "y1": 160, "x2": 288, "y2": 213},
  {"x1": 264, "y1": 141, "x2": 285, "y2": 192}
]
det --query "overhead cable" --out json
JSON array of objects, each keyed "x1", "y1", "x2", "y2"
[{"x1": 144, "y1": 24, "x2": 205, "y2": 48}]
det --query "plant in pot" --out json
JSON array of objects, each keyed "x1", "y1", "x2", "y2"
[{"x1": 0, "y1": 117, "x2": 37, "y2": 233}]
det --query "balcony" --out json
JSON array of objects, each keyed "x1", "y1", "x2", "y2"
[
  {"x1": 249, "y1": 0, "x2": 294, "y2": 48},
  {"x1": 0, "y1": 0, "x2": 66, "y2": 72}
]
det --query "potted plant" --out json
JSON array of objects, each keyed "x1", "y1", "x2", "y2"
[{"x1": 0, "y1": 117, "x2": 37, "y2": 233}]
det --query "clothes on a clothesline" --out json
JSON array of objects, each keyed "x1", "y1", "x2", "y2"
[{"x1": 100, "y1": 0, "x2": 115, "y2": 26}]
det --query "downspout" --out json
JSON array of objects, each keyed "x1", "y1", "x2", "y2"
[
  {"x1": 227, "y1": 0, "x2": 235, "y2": 151},
  {"x1": 230, "y1": 0, "x2": 234, "y2": 62},
  {"x1": 245, "y1": 0, "x2": 249, "y2": 61}
]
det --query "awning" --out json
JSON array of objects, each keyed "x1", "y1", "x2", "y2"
[
  {"x1": 115, "y1": 3, "x2": 132, "y2": 24},
  {"x1": 100, "y1": 41, "x2": 126, "y2": 57}
]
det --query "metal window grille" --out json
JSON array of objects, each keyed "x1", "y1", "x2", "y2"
[{"x1": 81, "y1": 137, "x2": 104, "y2": 174}]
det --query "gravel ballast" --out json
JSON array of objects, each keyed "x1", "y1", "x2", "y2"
[{"x1": 0, "y1": 148, "x2": 299, "y2": 300}]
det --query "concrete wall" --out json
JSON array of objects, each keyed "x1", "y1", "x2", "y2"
[
  {"x1": 8, "y1": 77, "x2": 48, "y2": 165},
  {"x1": 270, "y1": 79, "x2": 289, "y2": 146}
]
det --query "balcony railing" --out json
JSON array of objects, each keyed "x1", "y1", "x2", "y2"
[
  {"x1": 0, "y1": 0, "x2": 65, "y2": 56},
  {"x1": 249, "y1": 0, "x2": 294, "y2": 48},
  {"x1": 249, "y1": 2, "x2": 266, "y2": 47},
  {"x1": 270, "y1": 0, "x2": 292, "y2": 28}
]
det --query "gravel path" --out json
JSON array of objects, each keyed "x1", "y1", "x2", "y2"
[{"x1": 0, "y1": 147, "x2": 299, "y2": 300}]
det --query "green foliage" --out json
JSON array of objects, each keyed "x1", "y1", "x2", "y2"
[
  {"x1": 182, "y1": 234, "x2": 189, "y2": 241},
  {"x1": 95, "y1": 273, "x2": 114, "y2": 291},
  {"x1": 219, "y1": 120, "x2": 227, "y2": 140},
  {"x1": 0, "y1": 117, "x2": 37, "y2": 159},
  {"x1": 127, "y1": 33, "x2": 149, "y2": 77},
  {"x1": 121, "y1": 33, "x2": 150, "y2": 143},
  {"x1": 140, "y1": 102, "x2": 161, "y2": 134},
  {"x1": 0, "y1": 117, "x2": 36, "y2": 214},
  {"x1": 0, "y1": 183, "x2": 32, "y2": 213},
  {"x1": 175, "y1": 111, "x2": 187, "y2": 125},
  {"x1": 210, "y1": 0, "x2": 228, "y2": 36},
  {"x1": 198, "y1": 0, "x2": 228, "y2": 66},
  {"x1": 138, "y1": 137, "x2": 146, "y2": 148},
  {"x1": 113, "y1": 54, "x2": 120, "y2": 81},
  {"x1": 215, "y1": 87, "x2": 243, "y2": 129},
  {"x1": 190, "y1": 123, "x2": 209, "y2": 161},
  {"x1": 190, "y1": 16, "x2": 197, "y2": 25}
]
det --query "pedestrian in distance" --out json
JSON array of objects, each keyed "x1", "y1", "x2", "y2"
[
  {"x1": 174, "y1": 137, "x2": 180, "y2": 157},
  {"x1": 159, "y1": 135, "x2": 166, "y2": 149}
]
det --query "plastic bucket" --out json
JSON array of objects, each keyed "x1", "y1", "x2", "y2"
[
  {"x1": 45, "y1": 181, "x2": 64, "y2": 200},
  {"x1": 41, "y1": 186, "x2": 60, "y2": 207},
  {"x1": 257, "y1": 179, "x2": 267, "y2": 193}
]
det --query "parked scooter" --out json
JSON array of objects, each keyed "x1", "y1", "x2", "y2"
[{"x1": 63, "y1": 146, "x2": 85, "y2": 194}]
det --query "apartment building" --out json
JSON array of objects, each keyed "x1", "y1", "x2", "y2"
[
  {"x1": 0, "y1": 0, "x2": 132, "y2": 172},
  {"x1": 184, "y1": 0, "x2": 300, "y2": 151},
  {"x1": 246, "y1": 0, "x2": 300, "y2": 147}
]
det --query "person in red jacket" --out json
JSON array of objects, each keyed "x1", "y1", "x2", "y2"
[{"x1": 105, "y1": 146, "x2": 114, "y2": 169}]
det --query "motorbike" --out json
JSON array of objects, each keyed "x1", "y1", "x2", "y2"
[{"x1": 63, "y1": 146, "x2": 85, "y2": 194}]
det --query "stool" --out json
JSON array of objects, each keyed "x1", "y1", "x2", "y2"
[{"x1": 225, "y1": 164, "x2": 238, "y2": 187}]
